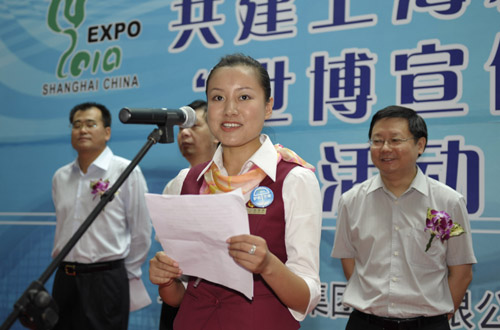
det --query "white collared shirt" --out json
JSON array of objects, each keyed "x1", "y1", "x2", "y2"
[
  {"x1": 51, "y1": 146, "x2": 152, "y2": 281},
  {"x1": 332, "y1": 167, "x2": 477, "y2": 317},
  {"x1": 163, "y1": 168, "x2": 190, "y2": 195},
  {"x1": 172, "y1": 135, "x2": 322, "y2": 321}
]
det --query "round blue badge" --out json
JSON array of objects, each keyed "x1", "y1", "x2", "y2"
[{"x1": 250, "y1": 186, "x2": 274, "y2": 208}]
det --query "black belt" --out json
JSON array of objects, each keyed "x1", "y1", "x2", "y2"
[
  {"x1": 352, "y1": 310, "x2": 448, "y2": 330},
  {"x1": 59, "y1": 259, "x2": 124, "y2": 276}
]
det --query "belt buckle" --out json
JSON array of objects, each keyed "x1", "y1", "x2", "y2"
[{"x1": 64, "y1": 264, "x2": 76, "y2": 276}]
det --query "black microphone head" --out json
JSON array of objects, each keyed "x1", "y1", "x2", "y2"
[{"x1": 179, "y1": 106, "x2": 196, "y2": 128}]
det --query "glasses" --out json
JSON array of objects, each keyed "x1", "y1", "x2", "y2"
[
  {"x1": 70, "y1": 120, "x2": 98, "y2": 130},
  {"x1": 369, "y1": 137, "x2": 415, "y2": 148}
]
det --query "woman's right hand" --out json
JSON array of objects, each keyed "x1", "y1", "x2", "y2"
[{"x1": 149, "y1": 251, "x2": 182, "y2": 286}]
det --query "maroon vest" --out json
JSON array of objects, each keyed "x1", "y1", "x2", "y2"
[{"x1": 174, "y1": 160, "x2": 300, "y2": 330}]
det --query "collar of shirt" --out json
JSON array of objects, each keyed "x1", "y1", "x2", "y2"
[
  {"x1": 411, "y1": 167, "x2": 428, "y2": 196},
  {"x1": 367, "y1": 166, "x2": 429, "y2": 198},
  {"x1": 71, "y1": 146, "x2": 113, "y2": 175},
  {"x1": 196, "y1": 134, "x2": 277, "y2": 182}
]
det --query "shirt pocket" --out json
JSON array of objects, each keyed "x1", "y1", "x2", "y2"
[{"x1": 407, "y1": 227, "x2": 446, "y2": 269}]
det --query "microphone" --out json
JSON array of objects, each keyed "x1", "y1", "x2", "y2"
[{"x1": 119, "y1": 106, "x2": 196, "y2": 128}]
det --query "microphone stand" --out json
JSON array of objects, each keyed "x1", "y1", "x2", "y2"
[{"x1": 1, "y1": 125, "x2": 174, "y2": 330}]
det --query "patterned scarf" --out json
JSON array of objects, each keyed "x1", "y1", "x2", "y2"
[{"x1": 200, "y1": 144, "x2": 315, "y2": 195}]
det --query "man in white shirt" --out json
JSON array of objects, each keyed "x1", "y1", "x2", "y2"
[
  {"x1": 51, "y1": 102, "x2": 152, "y2": 330},
  {"x1": 159, "y1": 99, "x2": 218, "y2": 330},
  {"x1": 332, "y1": 105, "x2": 477, "y2": 330},
  {"x1": 162, "y1": 99, "x2": 219, "y2": 195}
]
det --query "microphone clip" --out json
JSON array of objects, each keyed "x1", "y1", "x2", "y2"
[{"x1": 148, "y1": 125, "x2": 175, "y2": 144}]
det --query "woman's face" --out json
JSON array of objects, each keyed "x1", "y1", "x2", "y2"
[{"x1": 206, "y1": 65, "x2": 273, "y2": 151}]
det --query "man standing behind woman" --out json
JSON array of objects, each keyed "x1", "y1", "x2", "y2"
[
  {"x1": 159, "y1": 99, "x2": 218, "y2": 330},
  {"x1": 162, "y1": 99, "x2": 219, "y2": 196},
  {"x1": 149, "y1": 53, "x2": 322, "y2": 329}
]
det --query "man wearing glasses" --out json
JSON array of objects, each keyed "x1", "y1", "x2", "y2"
[
  {"x1": 332, "y1": 105, "x2": 476, "y2": 330},
  {"x1": 51, "y1": 102, "x2": 152, "y2": 330}
]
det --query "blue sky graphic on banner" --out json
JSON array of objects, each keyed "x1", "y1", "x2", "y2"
[{"x1": 1, "y1": 0, "x2": 499, "y2": 329}]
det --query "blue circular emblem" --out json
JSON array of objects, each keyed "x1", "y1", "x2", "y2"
[{"x1": 250, "y1": 186, "x2": 274, "y2": 208}]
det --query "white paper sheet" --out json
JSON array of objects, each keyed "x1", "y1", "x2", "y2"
[{"x1": 145, "y1": 189, "x2": 253, "y2": 299}]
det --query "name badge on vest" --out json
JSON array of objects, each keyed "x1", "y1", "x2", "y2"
[{"x1": 247, "y1": 186, "x2": 273, "y2": 215}]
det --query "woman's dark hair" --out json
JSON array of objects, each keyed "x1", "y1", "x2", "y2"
[{"x1": 205, "y1": 53, "x2": 271, "y2": 102}]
